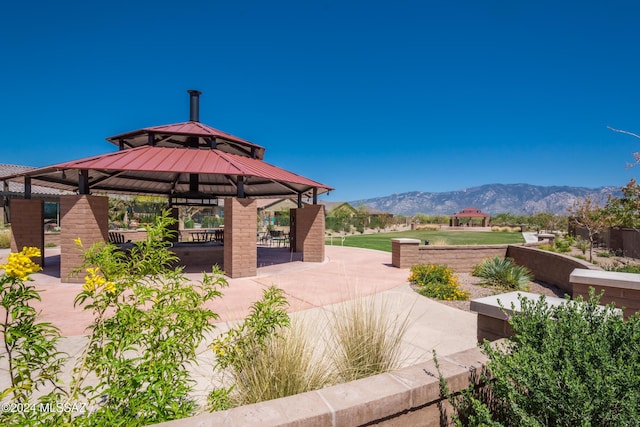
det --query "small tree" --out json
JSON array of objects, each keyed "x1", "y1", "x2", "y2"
[
  {"x1": 603, "y1": 177, "x2": 640, "y2": 228},
  {"x1": 568, "y1": 197, "x2": 609, "y2": 262}
]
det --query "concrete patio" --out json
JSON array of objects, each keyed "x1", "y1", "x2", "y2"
[{"x1": 0, "y1": 244, "x2": 479, "y2": 409}]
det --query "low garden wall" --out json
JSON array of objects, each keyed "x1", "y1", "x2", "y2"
[
  {"x1": 155, "y1": 346, "x2": 489, "y2": 427},
  {"x1": 505, "y1": 245, "x2": 599, "y2": 294},
  {"x1": 391, "y1": 238, "x2": 509, "y2": 272},
  {"x1": 570, "y1": 269, "x2": 640, "y2": 319},
  {"x1": 391, "y1": 239, "x2": 601, "y2": 292}
]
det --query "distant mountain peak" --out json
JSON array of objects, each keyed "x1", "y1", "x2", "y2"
[{"x1": 350, "y1": 183, "x2": 621, "y2": 216}]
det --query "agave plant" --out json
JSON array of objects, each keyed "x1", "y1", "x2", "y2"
[{"x1": 472, "y1": 256, "x2": 532, "y2": 291}]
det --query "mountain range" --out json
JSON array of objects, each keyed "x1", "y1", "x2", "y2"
[{"x1": 351, "y1": 183, "x2": 622, "y2": 216}]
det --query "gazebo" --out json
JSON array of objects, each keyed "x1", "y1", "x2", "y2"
[
  {"x1": 1, "y1": 90, "x2": 332, "y2": 282},
  {"x1": 450, "y1": 207, "x2": 490, "y2": 227}
]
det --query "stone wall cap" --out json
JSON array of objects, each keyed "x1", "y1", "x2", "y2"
[
  {"x1": 391, "y1": 238, "x2": 421, "y2": 244},
  {"x1": 570, "y1": 268, "x2": 640, "y2": 290},
  {"x1": 470, "y1": 291, "x2": 567, "y2": 319}
]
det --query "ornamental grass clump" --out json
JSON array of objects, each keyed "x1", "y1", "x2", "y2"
[
  {"x1": 329, "y1": 296, "x2": 409, "y2": 382},
  {"x1": 471, "y1": 256, "x2": 532, "y2": 291},
  {"x1": 409, "y1": 263, "x2": 469, "y2": 301},
  {"x1": 218, "y1": 320, "x2": 334, "y2": 406}
]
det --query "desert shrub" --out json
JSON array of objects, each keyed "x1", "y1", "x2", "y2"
[
  {"x1": 538, "y1": 243, "x2": 555, "y2": 252},
  {"x1": 471, "y1": 257, "x2": 532, "y2": 291},
  {"x1": 607, "y1": 263, "x2": 640, "y2": 274},
  {"x1": 409, "y1": 264, "x2": 469, "y2": 300},
  {"x1": 415, "y1": 224, "x2": 440, "y2": 231},
  {"x1": 0, "y1": 229, "x2": 10, "y2": 248},
  {"x1": 573, "y1": 254, "x2": 587, "y2": 261},
  {"x1": 442, "y1": 290, "x2": 640, "y2": 426},
  {"x1": 554, "y1": 235, "x2": 572, "y2": 253},
  {"x1": 597, "y1": 251, "x2": 614, "y2": 258},
  {"x1": 329, "y1": 296, "x2": 409, "y2": 382},
  {"x1": 491, "y1": 226, "x2": 520, "y2": 232},
  {"x1": 574, "y1": 236, "x2": 589, "y2": 255}
]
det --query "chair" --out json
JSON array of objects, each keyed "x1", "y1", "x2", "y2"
[{"x1": 108, "y1": 232, "x2": 126, "y2": 244}]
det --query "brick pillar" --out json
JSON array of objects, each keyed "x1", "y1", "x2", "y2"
[
  {"x1": 294, "y1": 204, "x2": 325, "y2": 263},
  {"x1": 10, "y1": 199, "x2": 45, "y2": 267},
  {"x1": 223, "y1": 198, "x2": 257, "y2": 278},
  {"x1": 60, "y1": 195, "x2": 109, "y2": 283},
  {"x1": 391, "y1": 238, "x2": 420, "y2": 268}
]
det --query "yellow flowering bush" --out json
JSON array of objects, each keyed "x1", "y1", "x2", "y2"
[
  {"x1": 0, "y1": 246, "x2": 42, "y2": 280},
  {"x1": 409, "y1": 263, "x2": 469, "y2": 301},
  {"x1": 82, "y1": 267, "x2": 116, "y2": 293},
  {"x1": 0, "y1": 246, "x2": 65, "y2": 426}
]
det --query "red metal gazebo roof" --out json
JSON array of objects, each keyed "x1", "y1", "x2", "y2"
[
  {"x1": 1, "y1": 146, "x2": 331, "y2": 198},
  {"x1": 452, "y1": 207, "x2": 490, "y2": 217},
  {"x1": 107, "y1": 121, "x2": 266, "y2": 160}
]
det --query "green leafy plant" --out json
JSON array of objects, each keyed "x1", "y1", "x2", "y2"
[
  {"x1": 0, "y1": 247, "x2": 68, "y2": 426},
  {"x1": 443, "y1": 290, "x2": 640, "y2": 425},
  {"x1": 554, "y1": 235, "x2": 572, "y2": 252},
  {"x1": 471, "y1": 257, "x2": 532, "y2": 291},
  {"x1": 574, "y1": 236, "x2": 589, "y2": 255},
  {"x1": 329, "y1": 296, "x2": 409, "y2": 382},
  {"x1": 69, "y1": 210, "x2": 228, "y2": 426},
  {"x1": 409, "y1": 264, "x2": 469, "y2": 300},
  {"x1": 210, "y1": 286, "x2": 291, "y2": 408}
]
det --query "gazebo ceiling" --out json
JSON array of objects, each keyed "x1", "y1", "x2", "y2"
[{"x1": 1, "y1": 146, "x2": 332, "y2": 199}]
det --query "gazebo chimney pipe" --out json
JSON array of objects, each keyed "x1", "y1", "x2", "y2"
[{"x1": 188, "y1": 90, "x2": 202, "y2": 122}]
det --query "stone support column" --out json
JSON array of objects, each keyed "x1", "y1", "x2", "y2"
[
  {"x1": 10, "y1": 199, "x2": 45, "y2": 266},
  {"x1": 391, "y1": 238, "x2": 420, "y2": 268},
  {"x1": 223, "y1": 198, "x2": 257, "y2": 278},
  {"x1": 60, "y1": 195, "x2": 109, "y2": 283},
  {"x1": 294, "y1": 204, "x2": 325, "y2": 262}
]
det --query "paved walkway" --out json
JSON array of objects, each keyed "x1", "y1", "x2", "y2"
[{"x1": 0, "y1": 245, "x2": 478, "y2": 404}]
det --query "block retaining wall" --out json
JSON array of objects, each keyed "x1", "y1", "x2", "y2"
[{"x1": 154, "y1": 346, "x2": 489, "y2": 427}]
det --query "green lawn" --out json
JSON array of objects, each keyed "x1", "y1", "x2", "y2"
[{"x1": 325, "y1": 230, "x2": 525, "y2": 252}]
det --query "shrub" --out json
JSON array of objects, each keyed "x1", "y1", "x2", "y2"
[
  {"x1": 415, "y1": 224, "x2": 440, "y2": 231},
  {"x1": 0, "y1": 229, "x2": 10, "y2": 248},
  {"x1": 210, "y1": 286, "x2": 292, "y2": 407},
  {"x1": 471, "y1": 257, "x2": 532, "y2": 291},
  {"x1": 70, "y1": 211, "x2": 227, "y2": 425},
  {"x1": 597, "y1": 251, "x2": 614, "y2": 258},
  {"x1": 329, "y1": 296, "x2": 409, "y2": 382},
  {"x1": 538, "y1": 243, "x2": 555, "y2": 252},
  {"x1": 0, "y1": 247, "x2": 66, "y2": 426},
  {"x1": 607, "y1": 263, "x2": 640, "y2": 273},
  {"x1": 443, "y1": 290, "x2": 640, "y2": 425},
  {"x1": 554, "y1": 235, "x2": 572, "y2": 253},
  {"x1": 409, "y1": 264, "x2": 469, "y2": 301},
  {"x1": 574, "y1": 236, "x2": 589, "y2": 255}
]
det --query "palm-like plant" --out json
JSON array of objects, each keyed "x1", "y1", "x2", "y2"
[{"x1": 472, "y1": 256, "x2": 532, "y2": 291}]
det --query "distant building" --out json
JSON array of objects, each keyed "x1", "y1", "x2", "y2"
[
  {"x1": 450, "y1": 206, "x2": 490, "y2": 227},
  {"x1": 0, "y1": 164, "x2": 69, "y2": 226}
]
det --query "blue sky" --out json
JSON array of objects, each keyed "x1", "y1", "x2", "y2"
[{"x1": 1, "y1": 0, "x2": 639, "y2": 201}]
